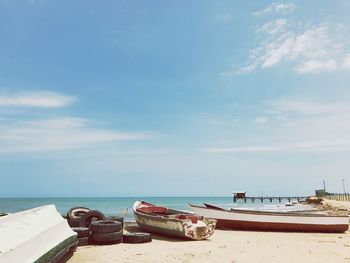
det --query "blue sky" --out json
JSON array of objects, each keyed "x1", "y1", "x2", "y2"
[{"x1": 1, "y1": 0, "x2": 350, "y2": 197}]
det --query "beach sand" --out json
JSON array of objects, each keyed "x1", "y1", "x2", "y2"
[
  {"x1": 322, "y1": 200, "x2": 350, "y2": 212},
  {"x1": 67, "y1": 201, "x2": 350, "y2": 263}
]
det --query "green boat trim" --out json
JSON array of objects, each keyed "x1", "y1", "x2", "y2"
[{"x1": 34, "y1": 235, "x2": 78, "y2": 263}]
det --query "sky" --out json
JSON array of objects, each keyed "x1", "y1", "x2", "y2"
[{"x1": 1, "y1": 0, "x2": 350, "y2": 197}]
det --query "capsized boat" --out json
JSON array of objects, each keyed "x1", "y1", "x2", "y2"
[
  {"x1": 189, "y1": 203, "x2": 349, "y2": 233},
  {"x1": 0, "y1": 205, "x2": 78, "y2": 263},
  {"x1": 133, "y1": 201, "x2": 216, "y2": 240}
]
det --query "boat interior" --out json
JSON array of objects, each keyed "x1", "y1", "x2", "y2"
[
  {"x1": 197, "y1": 203, "x2": 346, "y2": 217},
  {"x1": 136, "y1": 201, "x2": 201, "y2": 223}
]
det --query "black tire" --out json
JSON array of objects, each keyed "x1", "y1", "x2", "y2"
[
  {"x1": 90, "y1": 230, "x2": 123, "y2": 244},
  {"x1": 122, "y1": 232, "x2": 152, "y2": 244},
  {"x1": 90, "y1": 220, "x2": 122, "y2": 233},
  {"x1": 67, "y1": 207, "x2": 90, "y2": 220},
  {"x1": 79, "y1": 210, "x2": 106, "y2": 227},
  {"x1": 67, "y1": 218, "x2": 80, "y2": 227},
  {"x1": 106, "y1": 216, "x2": 124, "y2": 228},
  {"x1": 69, "y1": 241, "x2": 79, "y2": 252},
  {"x1": 71, "y1": 227, "x2": 89, "y2": 238},
  {"x1": 78, "y1": 237, "x2": 90, "y2": 246}
]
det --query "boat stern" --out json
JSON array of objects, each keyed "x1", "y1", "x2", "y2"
[{"x1": 182, "y1": 218, "x2": 217, "y2": 240}]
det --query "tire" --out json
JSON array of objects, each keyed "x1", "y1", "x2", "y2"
[
  {"x1": 67, "y1": 207, "x2": 90, "y2": 220},
  {"x1": 67, "y1": 218, "x2": 80, "y2": 227},
  {"x1": 79, "y1": 210, "x2": 106, "y2": 227},
  {"x1": 90, "y1": 230, "x2": 123, "y2": 244},
  {"x1": 78, "y1": 237, "x2": 90, "y2": 246},
  {"x1": 71, "y1": 227, "x2": 89, "y2": 238},
  {"x1": 90, "y1": 220, "x2": 122, "y2": 233},
  {"x1": 122, "y1": 232, "x2": 152, "y2": 244},
  {"x1": 69, "y1": 241, "x2": 79, "y2": 252},
  {"x1": 106, "y1": 216, "x2": 124, "y2": 228}
]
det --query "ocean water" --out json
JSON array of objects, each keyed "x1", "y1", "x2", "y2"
[{"x1": 0, "y1": 197, "x2": 311, "y2": 221}]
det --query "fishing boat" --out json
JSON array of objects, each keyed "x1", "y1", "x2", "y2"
[
  {"x1": 133, "y1": 200, "x2": 217, "y2": 240},
  {"x1": 0, "y1": 205, "x2": 78, "y2": 263},
  {"x1": 189, "y1": 203, "x2": 349, "y2": 233}
]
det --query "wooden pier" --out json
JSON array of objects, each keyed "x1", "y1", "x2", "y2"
[{"x1": 233, "y1": 196, "x2": 308, "y2": 203}]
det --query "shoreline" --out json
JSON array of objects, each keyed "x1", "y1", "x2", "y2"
[{"x1": 67, "y1": 200, "x2": 350, "y2": 263}]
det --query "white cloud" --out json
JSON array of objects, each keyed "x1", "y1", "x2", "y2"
[
  {"x1": 256, "y1": 19, "x2": 287, "y2": 35},
  {"x1": 253, "y1": 2, "x2": 295, "y2": 16},
  {"x1": 295, "y1": 59, "x2": 337, "y2": 73},
  {"x1": 0, "y1": 117, "x2": 153, "y2": 153},
  {"x1": 252, "y1": 26, "x2": 342, "y2": 73},
  {"x1": 202, "y1": 140, "x2": 350, "y2": 153},
  {"x1": 254, "y1": 116, "x2": 269, "y2": 124},
  {"x1": 341, "y1": 53, "x2": 350, "y2": 69},
  {"x1": 207, "y1": 119, "x2": 224, "y2": 126},
  {"x1": 234, "y1": 2, "x2": 350, "y2": 75},
  {"x1": 204, "y1": 99, "x2": 350, "y2": 154},
  {"x1": 269, "y1": 100, "x2": 350, "y2": 142},
  {"x1": 201, "y1": 112, "x2": 225, "y2": 126},
  {"x1": 0, "y1": 91, "x2": 75, "y2": 108},
  {"x1": 233, "y1": 118, "x2": 240, "y2": 123},
  {"x1": 239, "y1": 24, "x2": 349, "y2": 74},
  {"x1": 268, "y1": 99, "x2": 349, "y2": 115}
]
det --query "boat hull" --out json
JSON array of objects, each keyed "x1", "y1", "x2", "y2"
[
  {"x1": 134, "y1": 211, "x2": 189, "y2": 239},
  {"x1": 190, "y1": 205, "x2": 349, "y2": 233},
  {"x1": 133, "y1": 201, "x2": 216, "y2": 240},
  {"x1": 0, "y1": 205, "x2": 77, "y2": 263},
  {"x1": 214, "y1": 218, "x2": 347, "y2": 233}
]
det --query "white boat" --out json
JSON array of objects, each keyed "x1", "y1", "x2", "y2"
[
  {"x1": 0, "y1": 205, "x2": 78, "y2": 263},
  {"x1": 189, "y1": 204, "x2": 349, "y2": 233},
  {"x1": 133, "y1": 201, "x2": 216, "y2": 240}
]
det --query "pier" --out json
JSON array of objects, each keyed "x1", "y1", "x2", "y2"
[
  {"x1": 232, "y1": 192, "x2": 307, "y2": 203},
  {"x1": 233, "y1": 196, "x2": 308, "y2": 203}
]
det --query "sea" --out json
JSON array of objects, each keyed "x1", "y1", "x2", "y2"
[{"x1": 0, "y1": 197, "x2": 313, "y2": 222}]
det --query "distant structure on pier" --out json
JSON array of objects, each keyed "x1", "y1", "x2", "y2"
[
  {"x1": 233, "y1": 191, "x2": 246, "y2": 198},
  {"x1": 315, "y1": 179, "x2": 329, "y2": 197},
  {"x1": 233, "y1": 191, "x2": 246, "y2": 201}
]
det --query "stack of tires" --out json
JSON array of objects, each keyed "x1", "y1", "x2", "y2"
[
  {"x1": 106, "y1": 216, "x2": 124, "y2": 229},
  {"x1": 89, "y1": 220, "x2": 123, "y2": 245},
  {"x1": 67, "y1": 207, "x2": 151, "y2": 245},
  {"x1": 122, "y1": 232, "x2": 152, "y2": 244},
  {"x1": 66, "y1": 207, "x2": 111, "y2": 229},
  {"x1": 67, "y1": 207, "x2": 106, "y2": 246},
  {"x1": 71, "y1": 227, "x2": 90, "y2": 246},
  {"x1": 78, "y1": 210, "x2": 105, "y2": 228},
  {"x1": 66, "y1": 207, "x2": 90, "y2": 227}
]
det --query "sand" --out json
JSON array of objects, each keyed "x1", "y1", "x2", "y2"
[
  {"x1": 67, "y1": 201, "x2": 350, "y2": 263},
  {"x1": 322, "y1": 200, "x2": 350, "y2": 212}
]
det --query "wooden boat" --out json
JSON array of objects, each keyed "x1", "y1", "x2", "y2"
[
  {"x1": 0, "y1": 205, "x2": 78, "y2": 263},
  {"x1": 133, "y1": 201, "x2": 216, "y2": 240},
  {"x1": 189, "y1": 203, "x2": 349, "y2": 233}
]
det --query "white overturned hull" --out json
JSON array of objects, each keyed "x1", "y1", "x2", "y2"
[
  {"x1": 189, "y1": 204, "x2": 349, "y2": 233},
  {"x1": 0, "y1": 205, "x2": 77, "y2": 263}
]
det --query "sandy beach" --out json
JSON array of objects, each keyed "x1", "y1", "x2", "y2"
[{"x1": 67, "y1": 201, "x2": 350, "y2": 263}]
